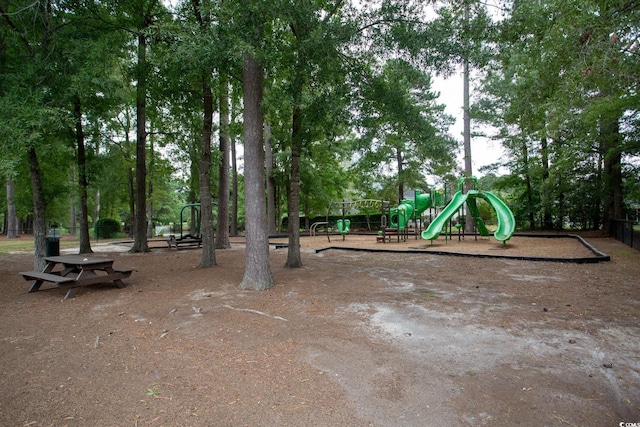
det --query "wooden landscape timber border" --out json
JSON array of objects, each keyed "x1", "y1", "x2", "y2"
[{"x1": 314, "y1": 234, "x2": 611, "y2": 264}]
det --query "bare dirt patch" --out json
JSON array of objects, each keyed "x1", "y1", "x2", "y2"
[{"x1": 1, "y1": 234, "x2": 639, "y2": 426}]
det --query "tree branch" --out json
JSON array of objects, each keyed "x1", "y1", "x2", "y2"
[{"x1": 0, "y1": 3, "x2": 34, "y2": 56}]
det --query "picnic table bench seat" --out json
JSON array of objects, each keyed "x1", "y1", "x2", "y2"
[{"x1": 20, "y1": 271, "x2": 75, "y2": 285}]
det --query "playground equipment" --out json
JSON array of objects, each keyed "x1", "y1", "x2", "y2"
[
  {"x1": 382, "y1": 188, "x2": 450, "y2": 241},
  {"x1": 324, "y1": 199, "x2": 389, "y2": 242},
  {"x1": 167, "y1": 202, "x2": 217, "y2": 249},
  {"x1": 421, "y1": 177, "x2": 515, "y2": 243},
  {"x1": 336, "y1": 219, "x2": 350, "y2": 236},
  {"x1": 389, "y1": 190, "x2": 433, "y2": 230},
  {"x1": 321, "y1": 178, "x2": 514, "y2": 244}
]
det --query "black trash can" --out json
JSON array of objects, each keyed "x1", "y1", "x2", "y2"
[{"x1": 45, "y1": 237, "x2": 60, "y2": 257}]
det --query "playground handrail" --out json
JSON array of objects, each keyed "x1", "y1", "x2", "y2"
[{"x1": 310, "y1": 221, "x2": 328, "y2": 237}]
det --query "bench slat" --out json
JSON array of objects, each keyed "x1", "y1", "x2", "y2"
[
  {"x1": 112, "y1": 268, "x2": 133, "y2": 278},
  {"x1": 168, "y1": 238, "x2": 202, "y2": 249},
  {"x1": 20, "y1": 271, "x2": 74, "y2": 283}
]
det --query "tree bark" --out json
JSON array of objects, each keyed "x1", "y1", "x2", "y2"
[
  {"x1": 6, "y1": 178, "x2": 18, "y2": 238},
  {"x1": 592, "y1": 151, "x2": 603, "y2": 230},
  {"x1": 540, "y1": 134, "x2": 553, "y2": 229},
  {"x1": 265, "y1": 122, "x2": 277, "y2": 234},
  {"x1": 239, "y1": 53, "x2": 274, "y2": 290},
  {"x1": 131, "y1": 32, "x2": 148, "y2": 253},
  {"x1": 396, "y1": 145, "x2": 403, "y2": 204},
  {"x1": 199, "y1": 74, "x2": 217, "y2": 267},
  {"x1": 462, "y1": 26, "x2": 474, "y2": 233},
  {"x1": 146, "y1": 186, "x2": 153, "y2": 237},
  {"x1": 73, "y1": 95, "x2": 93, "y2": 254},
  {"x1": 521, "y1": 146, "x2": 534, "y2": 230},
  {"x1": 94, "y1": 189, "x2": 100, "y2": 226},
  {"x1": 146, "y1": 137, "x2": 154, "y2": 239},
  {"x1": 286, "y1": 104, "x2": 302, "y2": 268},
  {"x1": 601, "y1": 117, "x2": 623, "y2": 234},
  {"x1": 27, "y1": 147, "x2": 47, "y2": 271},
  {"x1": 231, "y1": 132, "x2": 239, "y2": 236},
  {"x1": 216, "y1": 72, "x2": 231, "y2": 249},
  {"x1": 68, "y1": 162, "x2": 77, "y2": 237},
  {"x1": 191, "y1": 0, "x2": 218, "y2": 262},
  {"x1": 128, "y1": 168, "x2": 135, "y2": 237}
]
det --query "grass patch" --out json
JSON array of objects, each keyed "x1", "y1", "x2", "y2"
[
  {"x1": 611, "y1": 248, "x2": 637, "y2": 257},
  {"x1": 0, "y1": 234, "x2": 136, "y2": 256},
  {"x1": 0, "y1": 236, "x2": 79, "y2": 255}
]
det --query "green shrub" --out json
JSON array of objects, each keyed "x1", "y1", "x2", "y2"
[{"x1": 95, "y1": 218, "x2": 121, "y2": 239}]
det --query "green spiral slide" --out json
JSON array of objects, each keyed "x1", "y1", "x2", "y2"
[
  {"x1": 477, "y1": 191, "x2": 515, "y2": 242},
  {"x1": 420, "y1": 190, "x2": 515, "y2": 242}
]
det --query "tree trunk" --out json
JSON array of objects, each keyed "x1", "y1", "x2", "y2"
[
  {"x1": 146, "y1": 136, "x2": 154, "y2": 239},
  {"x1": 556, "y1": 191, "x2": 565, "y2": 230},
  {"x1": 239, "y1": 53, "x2": 274, "y2": 290},
  {"x1": 6, "y1": 178, "x2": 18, "y2": 238},
  {"x1": 396, "y1": 145, "x2": 404, "y2": 204},
  {"x1": 462, "y1": 28, "x2": 474, "y2": 234},
  {"x1": 286, "y1": 104, "x2": 302, "y2": 268},
  {"x1": 540, "y1": 134, "x2": 553, "y2": 229},
  {"x1": 276, "y1": 185, "x2": 282, "y2": 232},
  {"x1": 265, "y1": 122, "x2": 277, "y2": 234},
  {"x1": 199, "y1": 74, "x2": 217, "y2": 268},
  {"x1": 27, "y1": 147, "x2": 47, "y2": 271},
  {"x1": 592, "y1": 151, "x2": 603, "y2": 230},
  {"x1": 128, "y1": 168, "x2": 135, "y2": 237},
  {"x1": 74, "y1": 96, "x2": 93, "y2": 254},
  {"x1": 94, "y1": 189, "x2": 100, "y2": 225},
  {"x1": 188, "y1": 149, "x2": 198, "y2": 236},
  {"x1": 601, "y1": 117, "x2": 623, "y2": 234},
  {"x1": 216, "y1": 72, "x2": 231, "y2": 249},
  {"x1": 146, "y1": 187, "x2": 153, "y2": 237},
  {"x1": 131, "y1": 32, "x2": 148, "y2": 253},
  {"x1": 68, "y1": 161, "x2": 77, "y2": 237},
  {"x1": 524, "y1": 161, "x2": 534, "y2": 230},
  {"x1": 231, "y1": 132, "x2": 239, "y2": 236}
]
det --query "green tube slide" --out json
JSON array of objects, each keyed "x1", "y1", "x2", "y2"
[
  {"x1": 420, "y1": 190, "x2": 515, "y2": 242},
  {"x1": 421, "y1": 191, "x2": 467, "y2": 240},
  {"x1": 477, "y1": 191, "x2": 515, "y2": 242}
]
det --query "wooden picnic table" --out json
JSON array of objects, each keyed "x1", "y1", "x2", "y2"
[{"x1": 20, "y1": 255, "x2": 132, "y2": 300}]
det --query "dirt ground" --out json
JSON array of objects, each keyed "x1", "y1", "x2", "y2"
[{"x1": 1, "y1": 233, "x2": 639, "y2": 427}]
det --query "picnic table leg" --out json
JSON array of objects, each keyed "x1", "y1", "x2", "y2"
[
  {"x1": 105, "y1": 267, "x2": 127, "y2": 288},
  {"x1": 64, "y1": 287, "x2": 79, "y2": 300},
  {"x1": 28, "y1": 280, "x2": 45, "y2": 293},
  {"x1": 28, "y1": 261, "x2": 57, "y2": 292},
  {"x1": 113, "y1": 279, "x2": 126, "y2": 288}
]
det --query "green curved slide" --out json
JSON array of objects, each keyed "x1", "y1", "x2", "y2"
[
  {"x1": 421, "y1": 190, "x2": 515, "y2": 242},
  {"x1": 421, "y1": 191, "x2": 468, "y2": 241},
  {"x1": 477, "y1": 191, "x2": 515, "y2": 242}
]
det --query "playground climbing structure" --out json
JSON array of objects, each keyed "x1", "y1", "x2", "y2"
[
  {"x1": 382, "y1": 188, "x2": 449, "y2": 242},
  {"x1": 320, "y1": 177, "x2": 514, "y2": 244}
]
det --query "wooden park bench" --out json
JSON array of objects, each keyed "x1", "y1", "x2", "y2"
[{"x1": 167, "y1": 234, "x2": 202, "y2": 250}]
